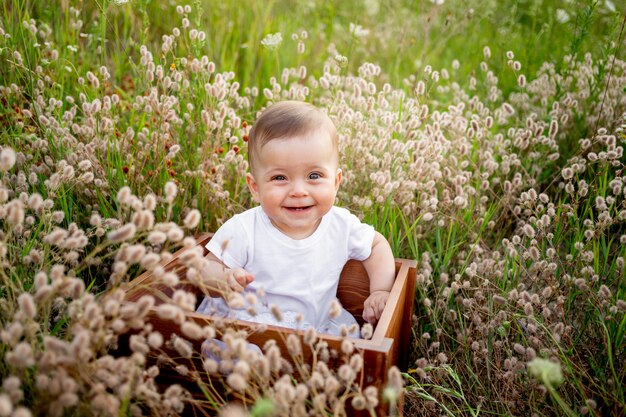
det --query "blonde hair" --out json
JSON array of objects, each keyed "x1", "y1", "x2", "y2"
[{"x1": 247, "y1": 101, "x2": 338, "y2": 171}]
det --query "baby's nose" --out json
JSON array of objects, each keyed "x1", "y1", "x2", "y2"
[{"x1": 290, "y1": 180, "x2": 308, "y2": 196}]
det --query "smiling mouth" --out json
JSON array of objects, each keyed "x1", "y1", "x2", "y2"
[{"x1": 285, "y1": 206, "x2": 313, "y2": 211}]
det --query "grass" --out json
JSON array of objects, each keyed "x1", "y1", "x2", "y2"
[{"x1": 1, "y1": 0, "x2": 626, "y2": 415}]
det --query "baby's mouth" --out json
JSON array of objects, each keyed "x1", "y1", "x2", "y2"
[{"x1": 285, "y1": 205, "x2": 313, "y2": 211}]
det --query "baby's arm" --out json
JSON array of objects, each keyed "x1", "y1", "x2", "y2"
[
  {"x1": 202, "y1": 251, "x2": 254, "y2": 295},
  {"x1": 361, "y1": 232, "x2": 396, "y2": 325}
]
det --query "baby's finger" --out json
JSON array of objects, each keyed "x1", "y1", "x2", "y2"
[
  {"x1": 232, "y1": 269, "x2": 252, "y2": 286},
  {"x1": 376, "y1": 299, "x2": 386, "y2": 316},
  {"x1": 228, "y1": 273, "x2": 246, "y2": 292},
  {"x1": 362, "y1": 307, "x2": 376, "y2": 324},
  {"x1": 228, "y1": 279, "x2": 245, "y2": 292}
]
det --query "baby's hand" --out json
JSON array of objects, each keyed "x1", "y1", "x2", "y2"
[
  {"x1": 363, "y1": 290, "x2": 390, "y2": 325},
  {"x1": 226, "y1": 267, "x2": 254, "y2": 292}
]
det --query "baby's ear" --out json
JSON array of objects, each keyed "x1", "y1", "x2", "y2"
[
  {"x1": 334, "y1": 168, "x2": 342, "y2": 189},
  {"x1": 246, "y1": 173, "x2": 260, "y2": 202}
]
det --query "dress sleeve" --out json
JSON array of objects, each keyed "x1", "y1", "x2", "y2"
[
  {"x1": 346, "y1": 213, "x2": 376, "y2": 261},
  {"x1": 205, "y1": 216, "x2": 249, "y2": 269}
]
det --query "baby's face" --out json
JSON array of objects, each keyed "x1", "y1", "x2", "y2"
[{"x1": 246, "y1": 128, "x2": 341, "y2": 239}]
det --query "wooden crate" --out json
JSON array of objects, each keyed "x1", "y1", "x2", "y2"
[{"x1": 122, "y1": 233, "x2": 416, "y2": 415}]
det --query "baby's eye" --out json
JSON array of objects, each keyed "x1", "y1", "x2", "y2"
[
  {"x1": 271, "y1": 175, "x2": 286, "y2": 181},
  {"x1": 309, "y1": 172, "x2": 322, "y2": 180}
]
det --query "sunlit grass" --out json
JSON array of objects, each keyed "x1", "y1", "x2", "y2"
[{"x1": 1, "y1": 0, "x2": 625, "y2": 415}]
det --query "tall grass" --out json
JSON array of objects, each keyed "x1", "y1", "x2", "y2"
[{"x1": 1, "y1": 0, "x2": 625, "y2": 415}]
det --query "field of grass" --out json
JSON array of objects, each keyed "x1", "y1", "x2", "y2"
[{"x1": 1, "y1": 0, "x2": 625, "y2": 415}]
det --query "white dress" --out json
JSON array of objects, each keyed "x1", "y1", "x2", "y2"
[{"x1": 196, "y1": 206, "x2": 375, "y2": 336}]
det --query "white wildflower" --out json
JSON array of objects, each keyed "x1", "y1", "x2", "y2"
[
  {"x1": 349, "y1": 23, "x2": 369, "y2": 38},
  {"x1": 334, "y1": 54, "x2": 348, "y2": 68},
  {"x1": 260, "y1": 32, "x2": 283, "y2": 50},
  {"x1": 527, "y1": 358, "x2": 564, "y2": 387},
  {"x1": 556, "y1": 9, "x2": 570, "y2": 23},
  {"x1": 605, "y1": 0, "x2": 615, "y2": 12}
]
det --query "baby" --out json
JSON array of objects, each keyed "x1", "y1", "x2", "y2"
[{"x1": 197, "y1": 100, "x2": 395, "y2": 335}]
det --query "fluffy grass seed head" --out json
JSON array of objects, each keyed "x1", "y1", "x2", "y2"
[
  {"x1": 270, "y1": 304, "x2": 283, "y2": 322},
  {"x1": 0, "y1": 147, "x2": 16, "y2": 171},
  {"x1": 183, "y1": 209, "x2": 201, "y2": 229},
  {"x1": 329, "y1": 299, "x2": 341, "y2": 319}
]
